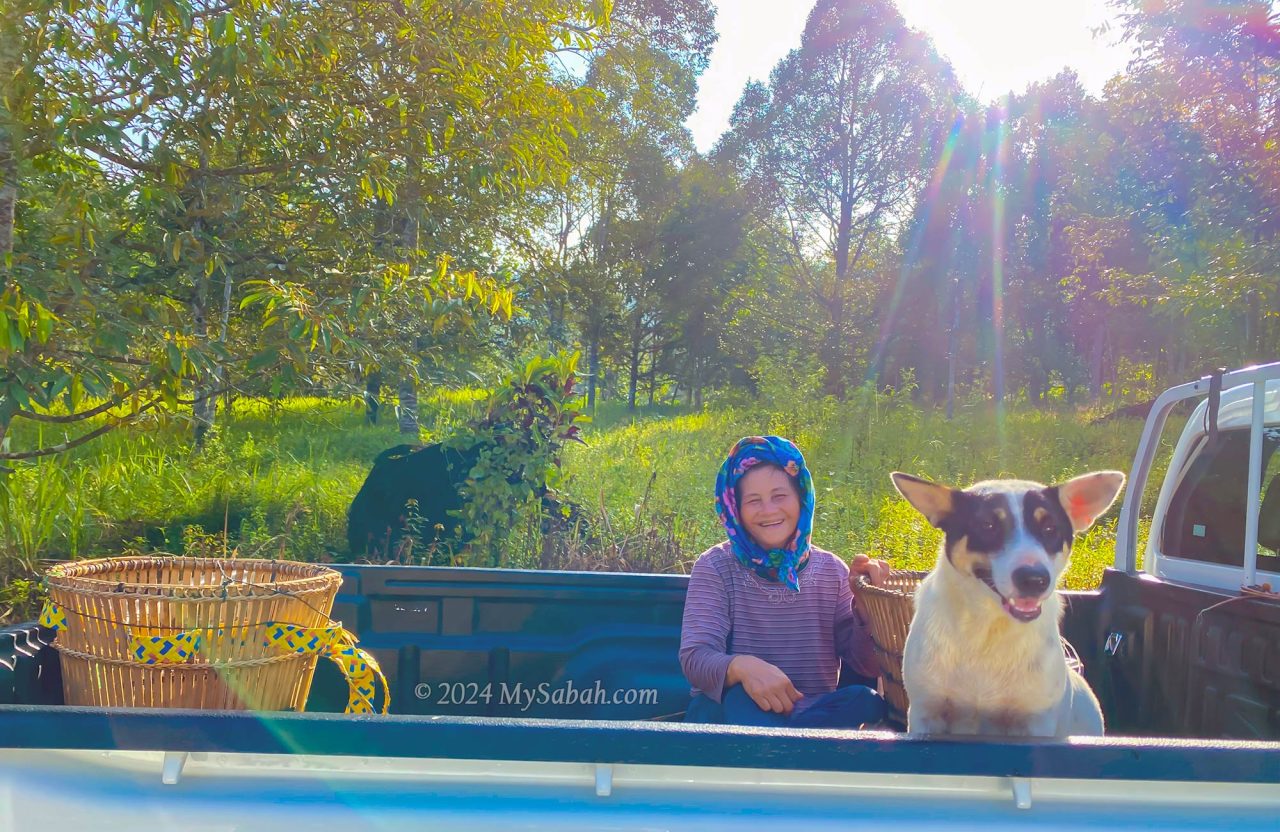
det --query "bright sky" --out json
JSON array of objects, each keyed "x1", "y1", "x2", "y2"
[{"x1": 688, "y1": 0, "x2": 1136, "y2": 153}]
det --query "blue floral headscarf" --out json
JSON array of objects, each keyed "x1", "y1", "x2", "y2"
[{"x1": 715, "y1": 435, "x2": 815, "y2": 591}]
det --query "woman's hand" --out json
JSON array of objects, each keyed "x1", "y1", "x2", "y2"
[
  {"x1": 727, "y1": 654, "x2": 803, "y2": 715},
  {"x1": 849, "y1": 553, "x2": 891, "y2": 588}
]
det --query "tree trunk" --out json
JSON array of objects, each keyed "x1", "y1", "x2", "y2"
[
  {"x1": 400, "y1": 155, "x2": 421, "y2": 252},
  {"x1": 190, "y1": 200, "x2": 214, "y2": 444},
  {"x1": 833, "y1": 43, "x2": 855, "y2": 291},
  {"x1": 0, "y1": 400, "x2": 13, "y2": 464},
  {"x1": 218, "y1": 262, "x2": 234, "y2": 417},
  {"x1": 1089, "y1": 325, "x2": 1107, "y2": 401},
  {"x1": 397, "y1": 378, "x2": 418, "y2": 437},
  {"x1": 392, "y1": 156, "x2": 421, "y2": 437},
  {"x1": 364, "y1": 371, "x2": 382, "y2": 425},
  {"x1": 189, "y1": 200, "x2": 214, "y2": 447},
  {"x1": 0, "y1": 11, "x2": 17, "y2": 294},
  {"x1": 825, "y1": 44, "x2": 855, "y2": 400},
  {"x1": 0, "y1": 125, "x2": 15, "y2": 291},
  {"x1": 191, "y1": 293, "x2": 215, "y2": 447},
  {"x1": 0, "y1": 7, "x2": 20, "y2": 460},
  {"x1": 0, "y1": 114, "x2": 15, "y2": 462},
  {"x1": 823, "y1": 204, "x2": 850, "y2": 396},
  {"x1": 627, "y1": 316, "x2": 641, "y2": 412},
  {"x1": 822, "y1": 304, "x2": 846, "y2": 398},
  {"x1": 1245, "y1": 290, "x2": 1259, "y2": 363},
  {"x1": 648, "y1": 338, "x2": 659, "y2": 406},
  {"x1": 221, "y1": 373, "x2": 234, "y2": 416},
  {"x1": 1169, "y1": 329, "x2": 1187, "y2": 381},
  {"x1": 587, "y1": 338, "x2": 599, "y2": 410}
]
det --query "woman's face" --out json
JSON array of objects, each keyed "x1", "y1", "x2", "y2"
[{"x1": 737, "y1": 464, "x2": 801, "y2": 550}]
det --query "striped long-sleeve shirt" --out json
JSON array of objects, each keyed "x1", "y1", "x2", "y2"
[{"x1": 678, "y1": 540, "x2": 880, "y2": 704}]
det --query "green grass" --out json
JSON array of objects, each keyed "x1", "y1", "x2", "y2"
[
  {"x1": 561, "y1": 390, "x2": 1159, "y2": 589},
  {"x1": 0, "y1": 385, "x2": 1166, "y2": 622},
  {"x1": 0, "y1": 391, "x2": 486, "y2": 613}
]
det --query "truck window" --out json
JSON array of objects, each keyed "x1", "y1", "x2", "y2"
[{"x1": 1160, "y1": 427, "x2": 1280, "y2": 571}]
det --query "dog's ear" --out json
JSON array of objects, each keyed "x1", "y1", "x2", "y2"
[
  {"x1": 890, "y1": 472, "x2": 955, "y2": 527},
  {"x1": 1055, "y1": 470, "x2": 1126, "y2": 533}
]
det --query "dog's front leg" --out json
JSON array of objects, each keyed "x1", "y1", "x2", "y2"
[
  {"x1": 978, "y1": 710, "x2": 1033, "y2": 737},
  {"x1": 906, "y1": 700, "x2": 953, "y2": 737},
  {"x1": 977, "y1": 713, "x2": 1010, "y2": 737},
  {"x1": 1024, "y1": 708, "x2": 1060, "y2": 739}
]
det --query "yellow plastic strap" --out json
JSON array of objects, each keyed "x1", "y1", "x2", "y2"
[
  {"x1": 45, "y1": 600, "x2": 204, "y2": 665},
  {"x1": 129, "y1": 631, "x2": 204, "y2": 665},
  {"x1": 326, "y1": 644, "x2": 389, "y2": 715},
  {"x1": 263, "y1": 622, "x2": 390, "y2": 715},
  {"x1": 264, "y1": 622, "x2": 346, "y2": 655},
  {"x1": 39, "y1": 601, "x2": 65, "y2": 632}
]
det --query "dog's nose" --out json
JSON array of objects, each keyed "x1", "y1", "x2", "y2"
[{"x1": 1011, "y1": 565, "x2": 1051, "y2": 596}]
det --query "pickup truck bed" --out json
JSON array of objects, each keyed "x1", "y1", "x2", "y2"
[
  {"x1": 3, "y1": 562, "x2": 1279, "y2": 733},
  {"x1": 2, "y1": 562, "x2": 1279, "y2": 830}
]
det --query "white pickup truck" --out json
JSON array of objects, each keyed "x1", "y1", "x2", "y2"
[{"x1": 1, "y1": 362, "x2": 1278, "y2": 830}]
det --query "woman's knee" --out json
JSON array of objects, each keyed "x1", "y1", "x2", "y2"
[
  {"x1": 683, "y1": 693, "x2": 725, "y2": 724},
  {"x1": 722, "y1": 684, "x2": 788, "y2": 726},
  {"x1": 790, "y1": 684, "x2": 887, "y2": 729},
  {"x1": 832, "y1": 683, "x2": 887, "y2": 720}
]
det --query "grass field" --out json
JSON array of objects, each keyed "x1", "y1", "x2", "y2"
[
  {"x1": 557, "y1": 390, "x2": 1158, "y2": 587},
  {"x1": 0, "y1": 385, "x2": 1165, "y2": 622}
]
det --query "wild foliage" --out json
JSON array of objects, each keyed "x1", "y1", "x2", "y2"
[{"x1": 439, "y1": 352, "x2": 590, "y2": 566}]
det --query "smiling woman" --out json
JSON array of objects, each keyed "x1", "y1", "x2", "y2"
[
  {"x1": 677, "y1": 435, "x2": 894, "y2": 728},
  {"x1": 736, "y1": 463, "x2": 802, "y2": 551}
]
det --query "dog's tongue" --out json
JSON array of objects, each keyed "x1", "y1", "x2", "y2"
[
  {"x1": 1011, "y1": 597, "x2": 1041, "y2": 613},
  {"x1": 1004, "y1": 596, "x2": 1043, "y2": 621}
]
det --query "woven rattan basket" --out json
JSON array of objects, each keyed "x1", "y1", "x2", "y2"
[
  {"x1": 43, "y1": 556, "x2": 342, "y2": 711},
  {"x1": 851, "y1": 569, "x2": 927, "y2": 725},
  {"x1": 852, "y1": 569, "x2": 1086, "y2": 726}
]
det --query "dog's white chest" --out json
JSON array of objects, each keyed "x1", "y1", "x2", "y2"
[{"x1": 903, "y1": 582, "x2": 1069, "y2": 734}]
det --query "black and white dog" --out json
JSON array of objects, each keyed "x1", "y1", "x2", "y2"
[{"x1": 891, "y1": 470, "x2": 1125, "y2": 738}]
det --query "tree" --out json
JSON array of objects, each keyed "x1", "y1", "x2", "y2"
[
  {"x1": 1, "y1": 0, "x2": 612, "y2": 461},
  {"x1": 886, "y1": 110, "x2": 984, "y2": 413},
  {"x1": 506, "y1": 0, "x2": 716, "y2": 409},
  {"x1": 651, "y1": 158, "x2": 750, "y2": 406},
  {"x1": 719, "y1": 0, "x2": 959, "y2": 395},
  {"x1": 1101, "y1": 0, "x2": 1280, "y2": 374}
]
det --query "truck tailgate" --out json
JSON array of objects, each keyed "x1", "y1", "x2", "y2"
[{"x1": 2, "y1": 706, "x2": 1279, "y2": 830}]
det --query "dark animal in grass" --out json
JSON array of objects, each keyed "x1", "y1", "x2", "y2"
[
  {"x1": 346, "y1": 442, "x2": 479, "y2": 559},
  {"x1": 346, "y1": 442, "x2": 591, "y2": 561}
]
